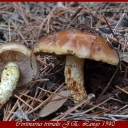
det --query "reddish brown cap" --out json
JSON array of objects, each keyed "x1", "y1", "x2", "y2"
[{"x1": 34, "y1": 30, "x2": 119, "y2": 65}]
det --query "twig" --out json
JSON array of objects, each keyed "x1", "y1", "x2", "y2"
[
  {"x1": 52, "y1": 94, "x2": 95, "y2": 120},
  {"x1": 14, "y1": 94, "x2": 33, "y2": 110},
  {"x1": 116, "y1": 86, "x2": 128, "y2": 95},
  {"x1": 15, "y1": 91, "x2": 43, "y2": 103},
  {"x1": 104, "y1": 114, "x2": 128, "y2": 118},
  {"x1": 103, "y1": 16, "x2": 118, "y2": 41},
  {"x1": 97, "y1": 68, "x2": 118, "y2": 101},
  {"x1": 29, "y1": 83, "x2": 64, "y2": 114},
  {"x1": 79, "y1": 96, "x2": 113, "y2": 115},
  {"x1": 9, "y1": 19, "x2": 28, "y2": 44}
]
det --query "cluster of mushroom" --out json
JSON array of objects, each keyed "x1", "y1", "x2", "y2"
[{"x1": 0, "y1": 30, "x2": 119, "y2": 108}]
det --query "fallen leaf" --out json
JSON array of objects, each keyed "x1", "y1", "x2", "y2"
[{"x1": 39, "y1": 90, "x2": 71, "y2": 117}]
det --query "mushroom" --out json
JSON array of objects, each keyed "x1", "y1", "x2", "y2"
[
  {"x1": 0, "y1": 42, "x2": 39, "y2": 108},
  {"x1": 33, "y1": 30, "x2": 119, "y2": 103}
]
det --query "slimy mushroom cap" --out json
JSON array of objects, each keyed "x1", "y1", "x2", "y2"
[{"x1": 34, "y1": 30, "x2": 119, "y2": 65}]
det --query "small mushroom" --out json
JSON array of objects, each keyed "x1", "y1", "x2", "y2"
[
  {"x1": 0, "y1": 42, "x2": 39, "y2": 108},
  {"x1": 33, "y1": 30, "x2": 119, "y2": 103}
]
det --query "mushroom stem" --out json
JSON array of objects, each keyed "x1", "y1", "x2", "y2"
[
  {"x1": 0, "y1": 62, "x2": 20, "y2": 108},
  {"x1": 64, "y1": 55, "x2": 87, "y2": 103}
]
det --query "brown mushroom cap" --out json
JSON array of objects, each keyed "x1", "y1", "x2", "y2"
[
  {"x1": 0, "y1": 42, "x2": 39, "y2": 87},
  {"x1": 34, "y1": 30, "x2": 119, "y2": 65}
]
